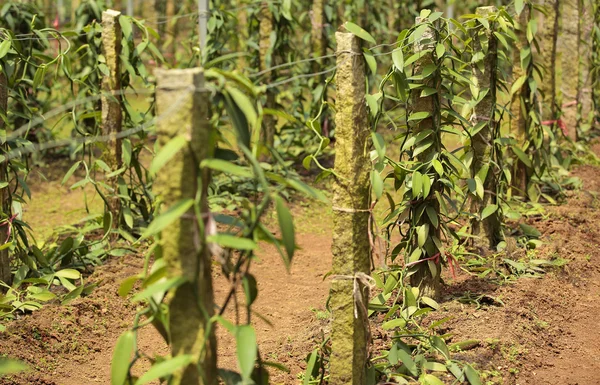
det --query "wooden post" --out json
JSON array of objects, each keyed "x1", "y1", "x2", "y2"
[
  {"x1": 537, "y1": 0, "x2": 560, "y2": 122},
  {"x1": 0, "y1": 73, "x2": 11, "y2": 287},
  {"x1": 329, "y1": 32, "x2": 371, "y2": 385},
  {"x1": 470, "y1": 7, "x2": 502, "y2": 248},
  {"x1": 310, "y1": 0, "x2": 326, "y2": 76},
  {"x1": 258, "y1": 2, "x2": 276, "y2": 153},
  {"x1": 510, "y1": 7, "x2": 530, "y2": 194},
  {"x1": 558, "y1": 0, "x2": 580, "y2": 139},
  {"x1": 408, "y1": 17, "x2": 442, "y2": 299},
  {"x1": 165, "y1": 0, "x2": 177, "y2": 65},
  {"x1": 71, "y1": 0, "x2": 80, "y2": 25},
  {"x1": 594, "y1": 0, "x2": 600, "y2": 122},
  {"x1": 237, "y1": 1, "x2": 250, "y2": 72},
  {"x1": 155, "y1": 68, "x2": 217, "y2": 385},
  {"x1": 577, "y1": 0, "x2": 594, "y2": 136},
  {"x1": 101, "y1": 10, "x2": 123, "y2": 232}
]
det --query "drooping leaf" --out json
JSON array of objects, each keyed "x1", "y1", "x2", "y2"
[
  {"x1": 236, "y1": 325, "x2": 257, "y2": 382},
  {"x1": 274, "y1": 195, "x2": 295, "y2": 266},
  {"x1": 343, "y1": 22, "x2": 376, "y2": 44},
  {"x1": 111, "y1": 331, "x2": 134, "y2": 385},
  {"x1": 134, "y1": 354, "x2": 194, "y2": 385}
]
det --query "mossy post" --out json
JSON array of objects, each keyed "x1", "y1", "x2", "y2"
[
  {"x1": 409, "y1": 17, "x2": 442, "y2": 299},
  {"x1": 509, "y1": 7, "x2": 529, "y2": 194},
  {"x1": 155, "y1": 68, "x2": 217, "y2": 385},
  {"x1": 594, "y1": 0, "x2": 600, "y2": 121},
  {"x1": 470, "y1": 7, "x2": 502, "y2": 249},
  {"x1": 577, "y1": 0, "x2": 594, "y2": 136},
  {"x1": 558, "y1": 0, "x2": 580, "y2": 139},
  {"x1": 329, "y1": 32, "x2": 371, "y2": 385},
  {"x1": 310, "y1": 0, "x2": 326, "y2": 76},
  {"x1": 101, "y1": 10, "x2": 123, "y2": 233},
  {"x1": 537, "y1": 0, "x2": 559, "y2": 121},
  {"x1": 259, "y1": 2, "x2": 275, "y2": 154},
  {"x1": 0, "y1": 73, "x2": 10, "y2": 287}
]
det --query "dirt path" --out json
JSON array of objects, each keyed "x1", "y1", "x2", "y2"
[
  {"x1": 0, "y1": 200, "x2": 333, "y2": 385},
  {"x1": 4, "y1": 155, "x2": 600, "y2": 384}
]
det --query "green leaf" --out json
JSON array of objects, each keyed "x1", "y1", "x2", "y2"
[
  {"x1": 226, "y1": 86, "x2": 258, "y2": 128},
  {"x1": 201, "y1": 159, "x2": 253, "y2": 178},
  {"x1": 141, "y1": 199, "x2": 194, "y2": 239},
  {"x1": 119, "y1": 17, "x2": 133, "y2": 39},
  {"x1": 421, "y1": 296, "x2": 439, "y2": 310},
  {"x1": 371, "y1": 171, "x2": 384, "y2": 199},
  {"x1": 412, "y1": 171, "x2": 423, "y2": 198},
  {"x1": 343, "y1": 22, "x2": 376, "y2": 44},
  {"x1": 481, "y1": 204, "x2": 498, "y2": 220},
  {"x1": 512, "y1": 146, "x2": 532, "y2": 168},
  {"x1": 464, "y1": 364, "x2": 482, "y2": 385},
  {"x1": 422, "y1": 362, "x2": 447, "y2": 372},
  {"x1": 0, "y1": 358, "x2": 27, "y2": 376},
  {"x1": 111, "y1": 331, "x2": 134, "y2": 385},
  {"x1": 62, "y1": 161, "x2": 81, "y2": 185},
  {"x1": 207, "y1": 234, "x2": 257, "y2": 250},
  {"x1": 118, "y1": 275, "x2": 139, "y2": 297},
  {"x1": 431, "y1": 335, "x2": 450, "y2": 359},
  {"x1": 236, "y1": 325, "x2": 257, "y2": 382},
  {"x1": 54, "y1": 269, "x2": 81, "y2": 280},
  {"x1": 382, "y1": 318, "x2": 407, "y2": 330},
  {"x1": 397, "y1": 349, "x2": 418, "y2": 376},
  {"x1": 0, "y1": 40, "x2": 10, "y2": 60},
  {"x1": 392, "y1": 48, "x2": 404, "y2": 72},
  {"x1": 432, "y1": 159, "x2": 443, "y2": 176},
  {"x1": 510, "y1": 75, "x2": 527, "y2": 96},
  {"x1": 408, "y1": 111, "x2": 431, "y2": 121},
  {"x1": 135, "y1": 354, "x2": 194, "y2": 385},
  {"x1": 423, "y1": 374, "x2": 445, "y2": 385},
  {"x1": 303, "y1": 349, "x2": 318, "y2": 385},
  {"x1": 131, "y1": 276, "x2": 187, "y2": 302},
  {"x1": 417, "y1": 224, "x2": 429, "y2": 248},
  {"x1": 515, "y1": 0, "x2": 525, "y2": 15},
  {"x1": 149, "y1": 135, "x2": 187, "y2": 177},
  {"x1": 274, "y1": 195, "x2": 295, "y2": 266},
  {"x1": 519, "y1": 223, "x2": 541, "y2": 238}
]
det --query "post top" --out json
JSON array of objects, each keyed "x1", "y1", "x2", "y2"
[
  {"x1": 103, "y1": 9, "x2": 121, "y2": 17},
  {"x1": 476, "y1": 6, "x2": 498, "y2": 16},
  {"x1": 155, "y1": 68, "x2": 205, "y2": 89}
]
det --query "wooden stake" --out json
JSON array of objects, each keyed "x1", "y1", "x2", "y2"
[
  {"x1": 154, "y1": 68, "x2": 217, "y2": 385},
  {"x1": 101, "y1": 9, "x2": 123, "y2": 233},
  {"x1": 408, "y1": 17, "x2": 442, "y2": 299},
  {"x1": 329, "y1": 32, "x2": 371, "y2": 385},
  {"x1": 0, "y1": 73, "x2": 11, "y2": 288},
  {"x1": 470, "y1": 6, "x2": 502, "y2": 248}
]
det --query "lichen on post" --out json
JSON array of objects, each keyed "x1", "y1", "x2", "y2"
[
  {"x1": 509, "y1": 7, "x2": 530, "y2": 194},
  {"x1": 469, "y1": 6, "x2": 502, "y2": 248},
  {"x1": 101, "y1": 9, "x2": 123, "y2": 232},
  {"x1": 408, "y1": 17, "x2": 442, "y2": 299},
  {"x1": 577, "y1": 0, "x2": 594, "y2": 136},
  {"x1": 557, "y1": 0, "x2": 580, "y2": 140},
  {"x1": 0, "y1": 73, "x2": 10, "y2": 287},
  {"x1": 536, "y1": 0, "x2": 559, "y2": 121},
  {"x1": 329, "y1": 32, "x2": 371, "y2": 385},
  {"x1": 258, "y1": 2, "x2": 276, "y2": 153},
  {"x1": 154, "y1": 68, "x2": 217, "y2": 385}
]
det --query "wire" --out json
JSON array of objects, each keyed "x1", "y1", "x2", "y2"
[{"x1": 3, "y1": 86, "x2": 196, "y2": 161}]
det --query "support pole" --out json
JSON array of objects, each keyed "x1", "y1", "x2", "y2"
[
  {"x1": 0, "y1": 73, "x2": 11, "y2": 287},
  {"x1": 470, "y1": 6, "x2": 502, "y2": 248},
  {"x1": 558, "y1": 0, "x2": 580, "y2": 139},
  {"x1": 510, "y1": 7, "x2": 530, "y2": 194},
  {"x1": 408, "y1": 17, "x2": 442, "y2": 299},
  {"x1": 329, "y1": 32, "x2": 371, "y2": 385},
  {"x1": 101, "y1": 9, "x2": 123, "y2": 233},
  {"x1": 258, "y1": 2, "x2": 276, "y2": 154},
  {"x1": 577, "y1": 0, "x2": 594, "y2": 137},
  {"x1": 155, "y1": 68, "x2": 217, "y2": 385}
]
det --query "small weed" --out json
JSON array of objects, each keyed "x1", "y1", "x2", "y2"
[{"x1": 310, "y1": 307, "x2": 330, "y2": 321}]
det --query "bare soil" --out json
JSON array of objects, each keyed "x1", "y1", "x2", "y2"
[{"x1": 2, "y1": 154, "x2": 600, "y2": 385}]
